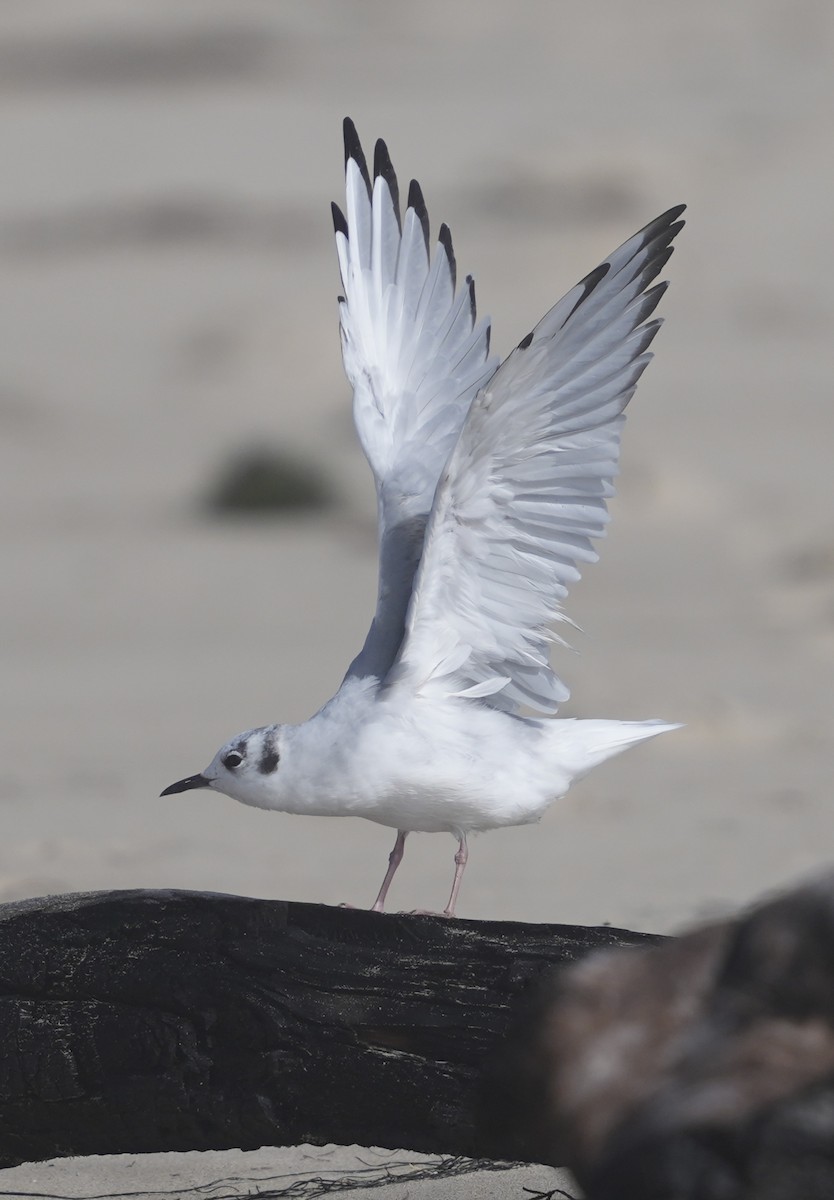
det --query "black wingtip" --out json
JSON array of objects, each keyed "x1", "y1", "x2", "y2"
[
  {"x1": 373, "y1": 138, "x2": 401, "y2": 223},
  {"x1": 634, "y1": 318, "x2": 664, "y2": 357},
  {"x1": 636, "y1": 280, "x2": 669, "y2": 324},
  {"x1": 466, "y1": 275, "x2": 476, "y2": 323},
  {"x1": 659, "y1": 219, "x2": 686, "y2": 250},
  {"x1": 563, "y1": 262, "x2": 610, "y2": 324},
  {"x1": 342, "y1": 117, "x2": 371, "y2": 197},
  {"x1": 342, "y1": 116, "x2": 359, "y2": 162},
  {"x1": 632, "y1": 219, "x2": 685, "y2": 292},
  {"x1": 518, "y1": 330, "x2": 534, "y2": 350},
  {"x1": 637, "y1": 244, "x2": 674, "y2": 291},
  {"x1": 637, "y1": 204, "x2": 687, "y2": 248},
  {"x1": 331, "y1": 201, "x2": 348, "y2": 238},
  {"x1": 438, "y1": 222, "x2": 456, "y2": 289},
  {"x1": 407, "y1": 179, "x2": 430, "y2": 248}
]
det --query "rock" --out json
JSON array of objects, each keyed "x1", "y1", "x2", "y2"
[{"x1": 485, "y1": 873, "x2": 834, "y2": 1199}]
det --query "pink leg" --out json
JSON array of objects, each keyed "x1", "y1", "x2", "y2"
[
  {"x1": 443, "y1": 835, "x2": 468, "y2": 917},
  {"x1": 371, "y1": 830, "x2": 407, "y2": 912}
]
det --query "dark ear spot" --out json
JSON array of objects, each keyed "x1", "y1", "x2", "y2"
[
  {"x1": 259, "y1": 750, "x2": 279, "y2": 774},
  {"x1": 258, "y1": 734, "x2": 280, "y2": 774}
]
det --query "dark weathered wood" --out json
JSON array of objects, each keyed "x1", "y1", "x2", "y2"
[{"x1": 0, "y1": 889, "x2": 657, "y2": 1168}]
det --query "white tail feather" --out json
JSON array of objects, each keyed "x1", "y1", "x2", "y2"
[{"x1": 550, "y1": 718, "x2": 681, "y2": 783}]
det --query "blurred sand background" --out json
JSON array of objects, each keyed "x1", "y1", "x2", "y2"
[{"x1": 2, "y1": 0, "x2": 834, "y2": 1194}]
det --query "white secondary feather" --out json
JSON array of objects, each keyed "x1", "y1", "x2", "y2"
[
  {"x1": 333, "y1": 120, "x2": 497, "y2": 680},
  {"x1": 387, "y1": 206, "x2": 685, "y2": 714}
]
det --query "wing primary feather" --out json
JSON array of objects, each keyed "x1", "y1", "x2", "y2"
[
  {"x1": 438, "y1": 223, "x2": 456, "y2": 290},
  {"x1": 331, "y1": 201, "x2": 348, "y2": 238},
  {"x1": 407, "y1": 179, "x2": 430, "y2": 249},
  {"x1": 635, "y1": 243, "x2": 675, "y2": 292},
  {"x1": 633, "y1": 281, "x2": 668, "y2": 324},
  {"x1": 373, "y1": 138, "x2": 401, "y2": 229},
  {"x1": 616, "y1": 228, "x2": 683, "y2": 293},
  {"x1": 634, "y1": 204, "x2": 686, "y2": 243},
  {"x1": 563, "y1": 262, "x2": 610, "y2": 325},
  {"x1": 343, "y1": 117, "x2": 371, "y2": 197},
  {"x1": 466, "y1": 276, "x2": 476, "y2": 323}
]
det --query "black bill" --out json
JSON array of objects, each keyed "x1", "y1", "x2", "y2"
[{"x1": 160, "y1": 773, "x2": 211, "y2": 796}]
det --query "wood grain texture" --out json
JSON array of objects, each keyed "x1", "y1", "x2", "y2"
[{"x1": 0, "y1": 888, "x2": 656, "y2": 1168}]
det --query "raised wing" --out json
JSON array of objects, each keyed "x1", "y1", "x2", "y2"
[
  {"x1": 385, "y1": 205, "x2": 685, "y2": 713},
  {"x1": 333, "y1": 119, "x2": 497, "y2": 681}
]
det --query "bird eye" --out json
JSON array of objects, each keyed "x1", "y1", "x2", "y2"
[{"x1": 223, "y1": 751, "x2": 244, "y2": 770}]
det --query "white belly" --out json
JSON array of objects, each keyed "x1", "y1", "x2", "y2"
[{"x1": 331, "y1": 700, "x2": 565, "y2": 834}]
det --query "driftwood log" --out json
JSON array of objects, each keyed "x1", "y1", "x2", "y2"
[{"x1": 0, "y1": 888, "x2": 654, "y2": 1169}]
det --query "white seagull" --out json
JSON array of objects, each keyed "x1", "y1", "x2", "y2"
[{"x1": 163, "y1": 119, "x2": 684, "y2": 916}]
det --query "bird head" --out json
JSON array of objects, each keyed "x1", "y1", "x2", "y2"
[{"x1": 161, "y1": 724, "x2": 284, "y2": 810}]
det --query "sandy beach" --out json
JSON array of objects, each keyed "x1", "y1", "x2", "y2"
[{"x1": 2, "y1": 1, "x2": 834, "y2": 1194}]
